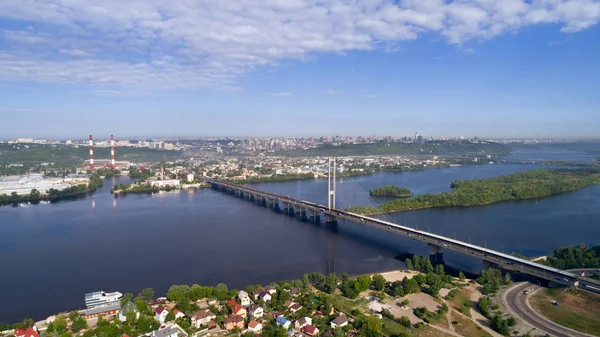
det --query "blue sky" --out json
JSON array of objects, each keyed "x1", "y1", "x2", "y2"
[{"x1": 0, "y1": 0, "x2": 599, "y2": 139}]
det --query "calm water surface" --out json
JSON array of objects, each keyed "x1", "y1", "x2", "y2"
[{"x1": 1, "y1": 164, "x2": 599, "y2": 323}]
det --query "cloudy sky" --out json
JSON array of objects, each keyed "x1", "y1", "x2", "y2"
[{"x1": 0, "y1": 0, "x2": 599, "y2": 139}]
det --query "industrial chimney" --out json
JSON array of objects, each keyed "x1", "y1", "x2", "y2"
[
  {"x1": 89, "y1": 135, "x2": 94, "y2": 171},
  {"x1": 110, "y1": 135, "x2": 116, "y2": 170}
]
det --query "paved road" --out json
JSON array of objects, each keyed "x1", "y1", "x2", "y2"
[{"x1": 502, "y1": 282, "x2": 594, "y2": 337}]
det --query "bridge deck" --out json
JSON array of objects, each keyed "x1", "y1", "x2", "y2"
[{"x1": 207, "y1": 178, "x2": 600, "y2": 292}]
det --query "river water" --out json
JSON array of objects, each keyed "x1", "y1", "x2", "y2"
[{"x1": 1, "y1": 163, "x2": 600, "y2": 323}]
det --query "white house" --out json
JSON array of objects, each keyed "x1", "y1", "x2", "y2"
[
  {"x1": 330, "y1": 315, "x2": 348, "y2": 329},
  {"x1": 248, "y1": 305, "x2": 264, "y2": 319},
  {"x1": 173, "y1": 309, "x2": 186, "y2": 319},
  {"x1": 190, "y1": 311, "x2": 216, "y2": 328},
  {"x1": 247, "y1": 320, "x2": 263, "y2": 333},
  {"x1": 146, "y1": 325, "x2": 179, "y2": 337},
  {"x1": 154, "y1": 306, "x2": 169, "y2": 323},
  {"x1": 295, "y1": 317, "x2": 312, "y2": 330},
  {"x1": 119, "y1": 302, "x2": 140, "y2": 322},
  {"x1": 238, "y1": 291, "x2": 251, "y2": 306}
]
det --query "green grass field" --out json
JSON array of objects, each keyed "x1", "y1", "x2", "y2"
[{"x1": 530, "y1": 288, "x2": 600, "y2": 336}]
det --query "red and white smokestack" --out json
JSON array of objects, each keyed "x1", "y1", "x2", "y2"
[
  {"x1": 89, "y1": 135, "x2": 95, "y2": 171},
  {"x1": 110, "y1": 135, "x2": 115, "y2": 169}
]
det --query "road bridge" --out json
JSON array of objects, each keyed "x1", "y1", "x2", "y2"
[{"x1": 206, "y1": 174, "x2": 600, "y2": 294}]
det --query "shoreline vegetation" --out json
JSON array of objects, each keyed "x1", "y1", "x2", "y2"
[
  {"x1": 347, "y1": 168, "x2": 600, "y2": 215},
  {"x1": 0, "y1": 174, "x2": 104, "y2": 206},
  {"x1": 370, "y1": 185, "x2": 413, "y2": 198}
]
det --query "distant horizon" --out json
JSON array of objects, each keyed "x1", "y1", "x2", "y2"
[{"x1": 2, "y1": 134, "x2": 600, "y2": 142}]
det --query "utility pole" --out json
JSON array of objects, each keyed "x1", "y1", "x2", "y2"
[{"x1": 328, "y1": 157, "x2": 336, "y2": 210}]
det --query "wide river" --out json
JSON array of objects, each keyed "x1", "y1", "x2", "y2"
[{"x1": 1, "y1": 163, "x2": 600, "y2": 323}]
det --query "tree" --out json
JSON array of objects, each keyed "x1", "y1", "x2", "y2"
[
  {"x1": 141, "y1": 287, "x2": 154, "y2": 301},
  {"x1": 121, "y1": 293, "x2": 133, "y2": 306},
  {"x1": 293, "y1": 279, "x2": 304, "y2": 288},
  {"x1": 126, "y1": 311, "x2": 138, "y2": 325},
  {"x1": 435, "y1": 264, "x2": 445, "y2": 275},
  {"x1": 302, "y1": 274, "x2": 311, "y2": 287},
  {"x1": 165, "y1": 311, "x2": 176, "y2": 322},
  {"x1": 167, "y1": 285, "x2": 190, "y2": 302},
  {"x1": 53, "y1": 315, "x2": 67, "y2": 334},
  {"x1": 404, "y1": 258, "x2": 414, "y2": 270},
  {"x1": 70, "y1": 316, "x2": 88, "y2": 332},
  {"x1": 504, "y1": 272, "x2": 512, "y2": 285},
  {"x1": 324, "y1": 273, "x2": 338, "y2": 294},
  {"x1": 372, "y1": 274, "x2": 386, "y2": 291},
  {"x1": 399, "y1": 316, "x2": 412, "y2": 328},
  {"x1": 458, "y1": 271, "x2": 466, "y2": 281},
  {"x1": 356, "y1": 275, "x2": 372, "y2": 292},
  {"x1": 214, "y1": 283, "x2": 229, "y2": 300},
  {"x1": 361, "y1": 316, "x2": 382, "y2": 337},
  {"x1": 424, "y1": 259, "x2": 434, "y2": 274},
  {"x1": 390, "y1": 281, "x2": 405, "y2": 297},
  {"x1": 135, "y1": 297, "x2": 150, "y2": 314},
  {"x1": 341, "y1": 272, "x2": 350, "y2": 285},
  {"x1": 312, "y1": 272, "x2": 326, "y2": 284}
]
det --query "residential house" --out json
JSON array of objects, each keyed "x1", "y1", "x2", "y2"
[
  {"x1": 232, "y1": 304, "x2": 247, "y2": 318},
  {"x1": 206, "y1": 320, "x2": 218, "y2": 332},
  {"x1": 119, "y1": 302, "x2": 140, "y2": 322},
  {"x1": 275, "y1": 317, "x2": 291, "y2": 330},
  {"x1": 247, "y1": 320, "x2": 263, "y2": 333},
  {"x1": 302, "y1": 325, "x2": 320, "y2": 336},
  {"x1": 289, "y1": 288, "x2": 302, "y2": 296},
  {"x1": 207, "y1": 298, "x2": 218, "y2": 306},
  {"x1": 252, "y1": 289, "x2": 263, "y2": 300},
  {"x1": 282, "y1": 300, "x2": 294, "y2": 308},
  {"x1": 238, "y1": 291, "x2": 251, "y2": 306},
  {"x1": 155, "y1": 306, "x2": 169, "y2": 323},
  {"x1": 294, "y1": 317, "x2": 312, "y2": 330},
  {"x1": 265, "y1": 286, "x2": 277, "y2": 295},
  {"x1": 145, "y1": 326, "x2": 180, "y2": 337},
  {"x1": 173, "y1": 310, "x2": 185, "y2": 319},
  {"x1": 330, "y1": 315, "x2": 348, "y2": 329},
  {"x1": 259, "y1": 291, "x2": 272, "y2": 302},
  {"x1": 223, "y1": 315, "x2": 245, "y2": 331},
  {"x1": 14, "y1": 327, "x2": 39, "y2": 337},
  {"x1": 227, "y1": 299, "x2": 238, "y2": 307},
  {"x1": 289, "y1": 303, "x2": 303, "y2": 314},
  {"x1": 248, "y1": 305, "x2": 264, "y2": 319},
  {"x1": 190, "y1": 311, "x2": 216, "y2": 329}
]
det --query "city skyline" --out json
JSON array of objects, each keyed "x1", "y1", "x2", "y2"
[{"x1": 1, "y1": 0, "x2": 600, "y2": 138}]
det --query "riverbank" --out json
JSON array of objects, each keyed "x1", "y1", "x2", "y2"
[
  {"x1": 0, "y1": 174, "x2": 104, "y2": 207},
  {"x1": 112, "y1": 182, "x2": 210, "y2": 194},
  {"x1": 347, "y1": 168, "x2": 600, "y2": 215}
]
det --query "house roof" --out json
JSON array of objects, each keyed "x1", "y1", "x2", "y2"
[
  {"x1": 283, "y1": 300, "x2": 293, "y2": 308},
  {"x1": 155, "y1": 306, "x2": 167, "y2": 315},
  {"x1": 224, "y1": 315, "x2": 244, "y2": 324},
  {"x1": 252, "y1": 288, "x2": 263, "y2": 295},
  {"x1": 249, "y1": 304, "x2": 263, "y2": 313},
  {"x1": 332, "y1": 315, "x2": 348, "y2": 325},
  {"x1": 207, "y1": 320, "x2": 217, "y2": 329},
  {"x1": 149, "y1": 326, "x2": 179, "y2": 337},
  {"x1": 290, "y1": 303, "x2": 302, "y2": 311},
  {"x1": 248, "y1": 320, "x2": 261, "y2": 328},
  {"x1": 296, "y1": 317, "x2": 307, "y2": 326},
  {"x1": 275, "y1": 317, "x2": 289, "y2": 324},
  {"x1": 232, "y1": 304, "x2": 246, "y2": 314},
  {"x1": 227, "y1": 299, "x2": 238, "y2": 307},
  {"x1": 173, "y1": 309, "x2": 184, "y2": 316},
  {"x1": 14, "y1": 327, "x2": 39, "y2": 337},
  {"x1": 304, "y1": 325, "x2": 318, "y2": 334},
  {"x1": 238, "y1": 290, "x2": 249, "y2": 299},
  {"x1": 192, "y1": 310, "x2": 215, "y2": 319}
]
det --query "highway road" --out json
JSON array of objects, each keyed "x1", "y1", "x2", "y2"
[{"x1": 503, "y1": 282, "x2": 595, "y2": 337}]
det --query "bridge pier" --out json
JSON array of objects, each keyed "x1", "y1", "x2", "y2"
[
  {"x1": 289, "y1": 205, "x2": 296, "y2": 217},
  {"x1": 325, "y1": 214, "x2": 337, "y2": 225},
  {"x1": 283, "y1": 202, "x2": 289, "y2": 215},
  {"x1": 300, "y1": 208, "x2": 307, "y2": 221},
  {"x1": 274, "y1": 200, "x2": 281, "y2": 213},
  {"x1": 428, "y1": 244, "x2": 444, "y2": 265}
]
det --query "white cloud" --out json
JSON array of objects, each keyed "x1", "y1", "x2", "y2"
[
  {"x1": 324, "y1": 89, "x2": 343, "y2": 95},
  {"x1": 361, "y1": 94, "x2": 378, "y2": 98},
  {"x1": 0, "y1": 0, "x2": 598, "y2": 93},
  {"x1": 265, "y1": 92, "x2": 294, "y2": 97}
]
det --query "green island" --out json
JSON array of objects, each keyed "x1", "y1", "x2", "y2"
[
  {"x1": 370, "y1": 185, "x2": 413, "y2": 197},
  {"x1": 228, "y1": 173, "x2": 315, "y2": 184},
  {"x1": 272, "y1": 141, "x2": 511, "y2": 157},
  {"x1": 348, "y1": 168, "x2": 600, "y2": 215},
  {"x1": 0, "y1": 174, "x2": 104, "y2": 206}
]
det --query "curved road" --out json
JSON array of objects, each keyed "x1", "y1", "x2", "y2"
[{"x1": 502, "y1": 282, "x2": 595, "y2": 337}]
